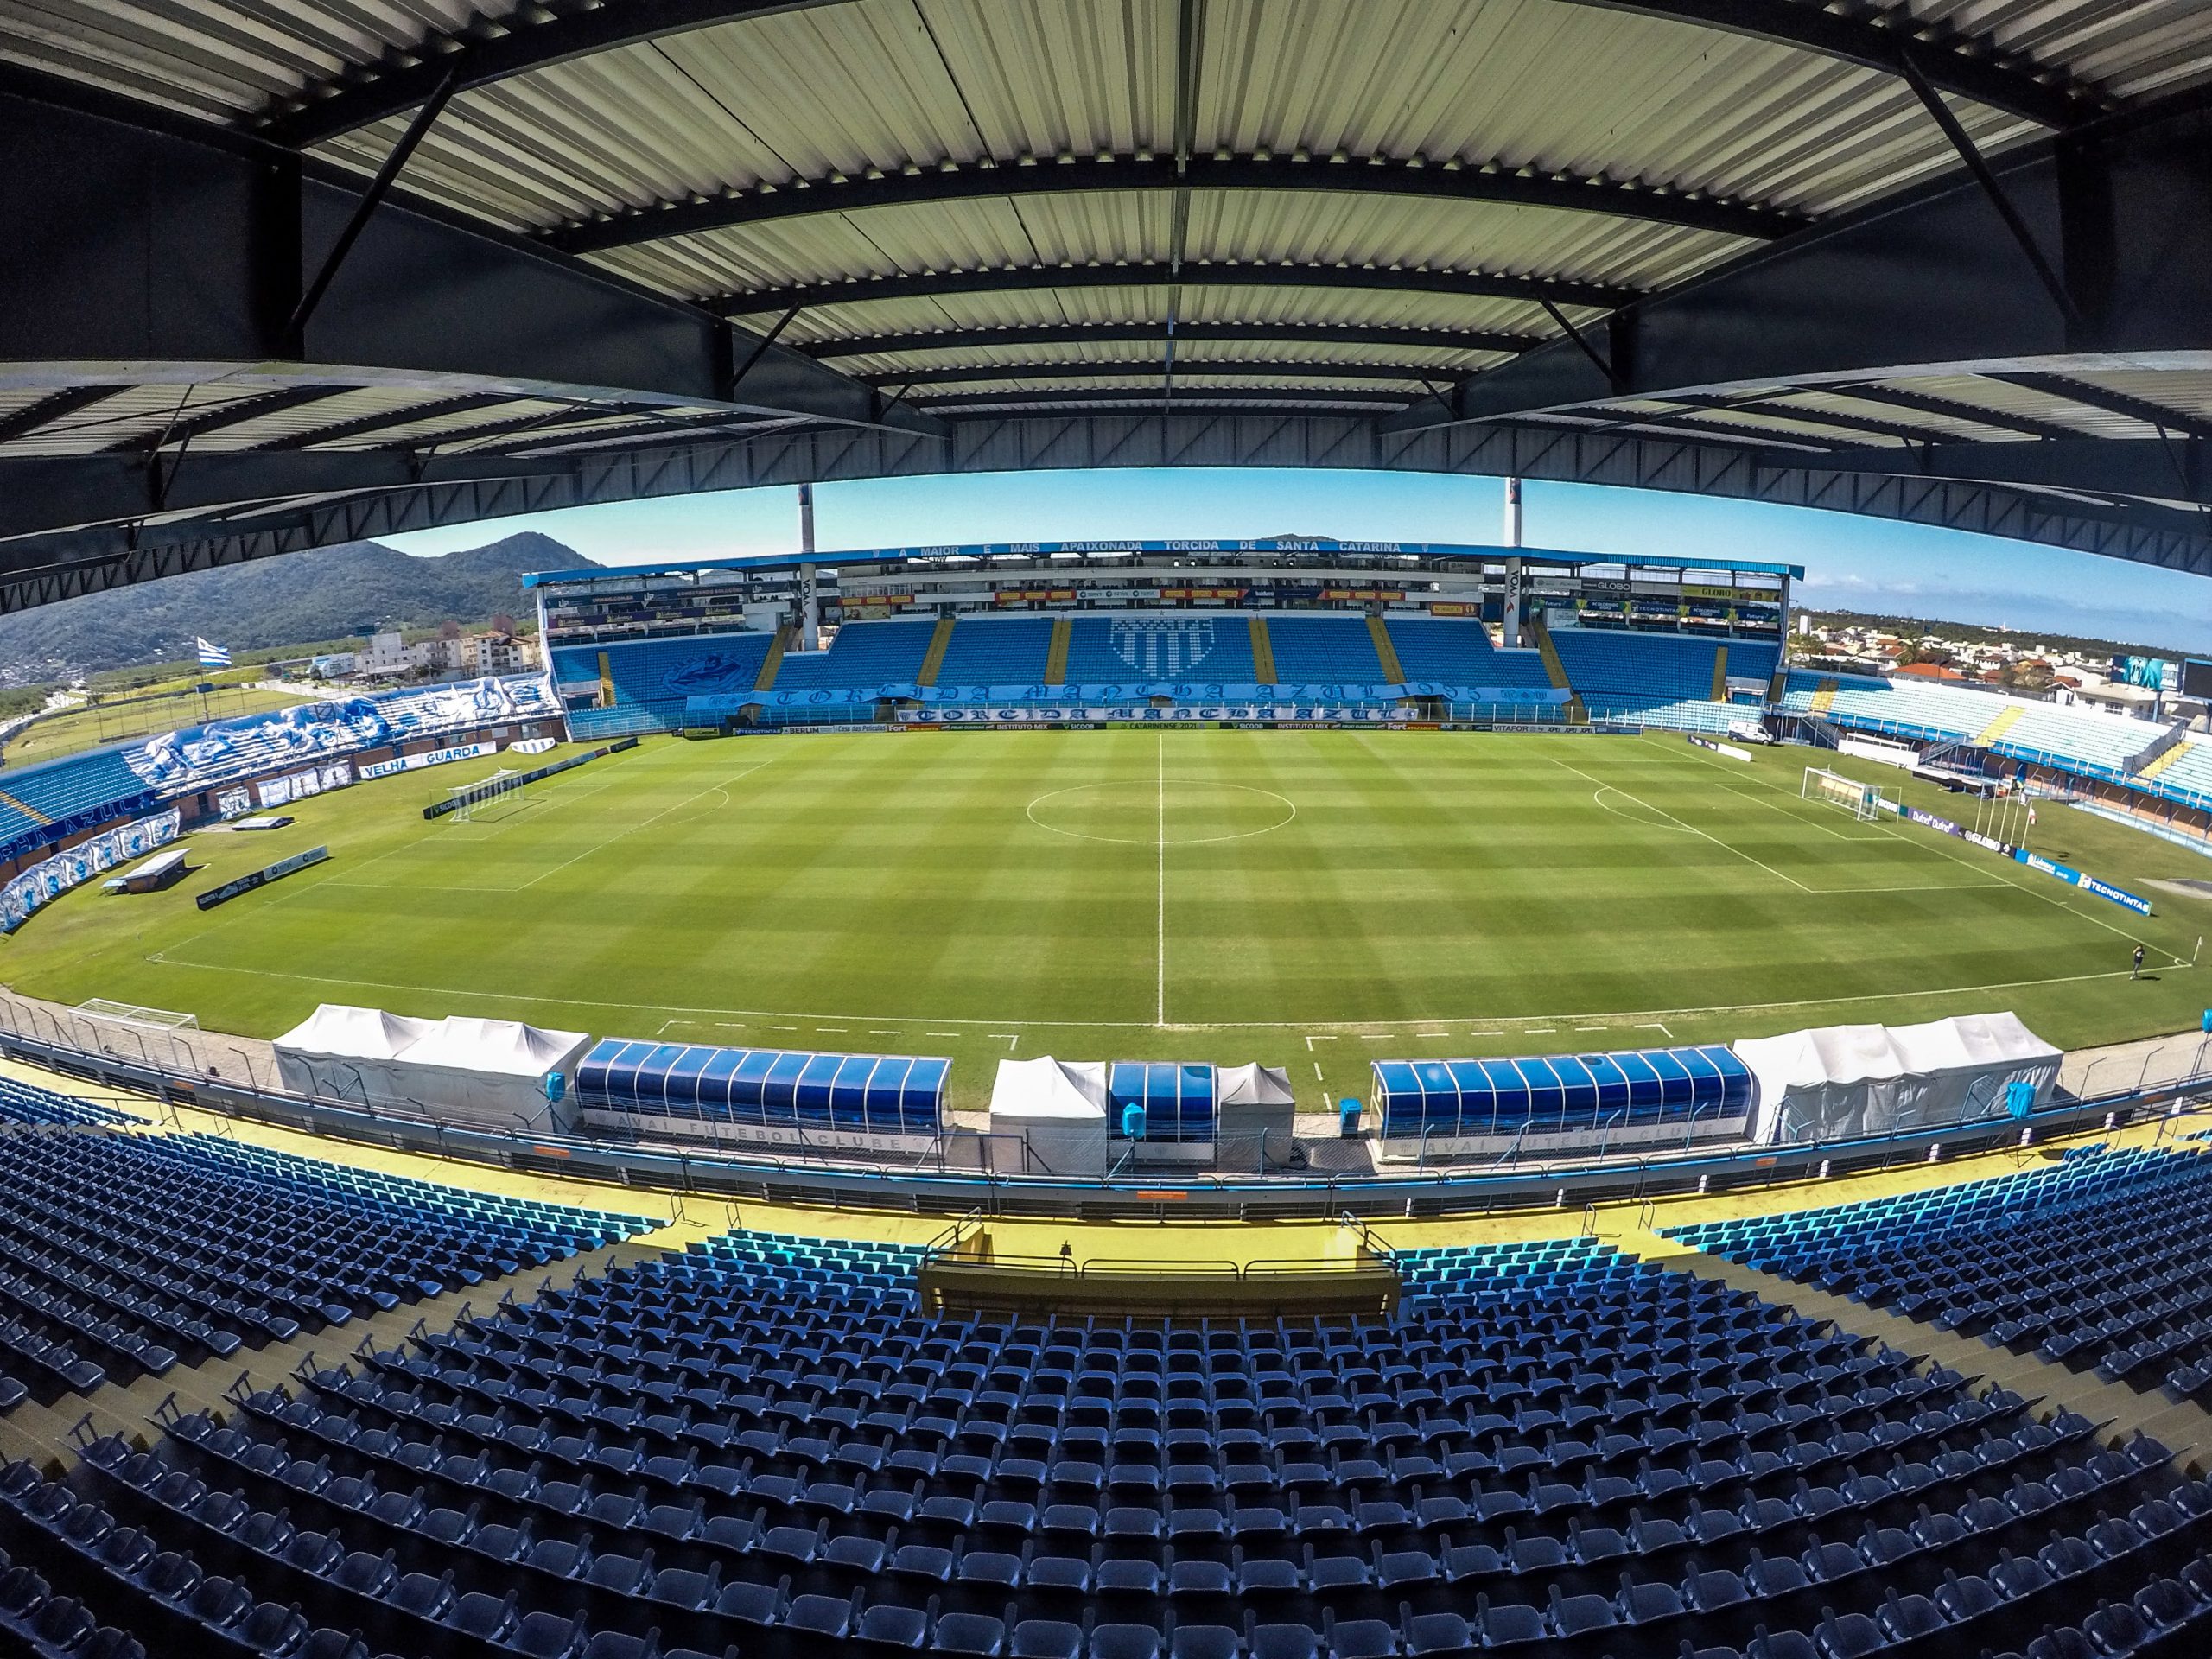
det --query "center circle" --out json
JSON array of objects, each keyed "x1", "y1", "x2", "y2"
[{"x1": 1027, "y1": 779, "x2": 1297, "y2": 845}]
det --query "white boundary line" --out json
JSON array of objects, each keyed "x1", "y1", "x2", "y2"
[
  {"x1": 1026, "y1": 779, "x2": 1295, "y2": 846},
  {"x1": 1156, "y1": 732, "x2": 1166, "y2": 1027},
  {"x1": 1652, "y1": 736, "x2": 2161, "y2": 947},
  {"x1": 143, "y1": 953, "x2": 2171, "y2": 1032},
  {"x1": 1551, "y1": 757, "x2": 1813, "y2": 891}
]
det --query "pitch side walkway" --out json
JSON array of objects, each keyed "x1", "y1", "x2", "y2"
[{"x1": 2058, "y1": 1025, "x2": 2212, "y2": 1099}]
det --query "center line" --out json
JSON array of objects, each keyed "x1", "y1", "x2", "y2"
[{"x1": 1156, "y1": 733, "x2": 1166, "y2": 1027}]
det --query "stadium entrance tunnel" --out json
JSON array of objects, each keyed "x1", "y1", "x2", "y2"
[
  {"x1": 918, "y1": 1230, "x2": 1398, "y2": 1319},
  {"x1": 1024, "y1": 778, "x2": 1297, "y2": 846}
]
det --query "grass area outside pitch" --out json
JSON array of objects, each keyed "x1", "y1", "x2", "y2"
[{"x1": 3, "y1": 729, "x2": 2206, "y2": 1114}]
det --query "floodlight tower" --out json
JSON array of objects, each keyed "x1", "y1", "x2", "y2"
[{"x1": 1502, "y1": 477, "x2": 1524, "y2": 647}]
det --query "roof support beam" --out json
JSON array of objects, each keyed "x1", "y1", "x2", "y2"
[
  {"x1": 257, "y1": 1, "x2": 861, "y2": 147},
  {"x1": 1809, "y1": 436, "x2": 2208, "y2": 503},
  {"x1": 863, "y1": 360, "x2": 1440, "y2": 391},
  {"x1": 1834, "y1": 384, "x2": 2088, "y2": 441},
  {"x1": 543, "y1": 151, "x2": 1805, "y2": 257},
  {"x1": 6, "y1": 414, "x2": 2205, "y2": 614},
  {"x1": 1998, "y1": 372, "x2": 2212, "y2": 444},
  {"x1": 0, "y1": 385, "x2": 124, "y2": 446},
  {"x1": 719, "y1": 262, "x2": 1640, "y2": 316},
  {"x1": 805, "y1": 321, "x2": 1534, "y2": 359},
  {"x1": 99, "y1": 385, "x2": 344, "y2": 455},
  {"x1": 914, "y1": 389, "x2": 1414, "y2": 413},
  {"x1": 1541, "y1": 1, "x2": 2093, "y2": 130},
  {"x1": 1381, "y1": 88, "x2": 2212, "y2": 433},
  {"x1": 0, "y1": 66, "x2": 943, "y2": 441},
  {"x1": 250, "y1": 0, "x2": 2087, "y2": 153}
]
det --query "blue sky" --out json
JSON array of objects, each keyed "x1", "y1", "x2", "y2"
[{"x1": 385, "y1": 468, "x2": 2212, "y2": 655}]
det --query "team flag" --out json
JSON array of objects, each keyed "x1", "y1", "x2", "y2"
[{"x1": 195, "y1": 637, "x2": 232, "y2": 668}]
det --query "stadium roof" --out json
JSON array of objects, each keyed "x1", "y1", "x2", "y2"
[
  {"x1": 3, "y1": 1, "x2": 2211, "y2": 611},
  {"x1": 521, "y1": 537, "x2": 1806, "y2": 585}
]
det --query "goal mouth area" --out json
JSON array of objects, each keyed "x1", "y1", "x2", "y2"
[{"x1": 74, "y1": 998, "x2": 199, "y2": 1033}]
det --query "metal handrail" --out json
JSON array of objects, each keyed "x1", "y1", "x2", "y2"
[{"x1": 3, "y1": 994, "x2": 2208, "y2": 1220}]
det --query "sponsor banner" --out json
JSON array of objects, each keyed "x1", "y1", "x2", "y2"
[
  {"x1": 1153, "y1": 586, "x2": 1248, "y2": 601},
  {"x1": 1428, "y1": 603, "x2": 1477, "y2": 618},
  {"x1": 194, "y1": 843, "x2": 328, "y2": 912},
  {"x1": 2013, "y1": 849, "x2": 2154, "y2": 915},
  {"x1": 0, "y1": 810, "x2": 182, "y2": 932},
  {"x1": 1963, "y1": 830, "x2": 2005, "y2": 852},
  {"x1": 995, "y1": 588, "x2": 1080, "y2": 604},
  {"x1": 1322, "y1": 588, "x2": 1405, "y2": 601},
  {"x1": 1683, "y1": 582, "x2": 1761, "y2": 601},
  {"x1": 1686, "y1": 735, "x2": 1754, "y2": 762},
  {"x1": 359, "y1": 741, "x2": 498, "y2": 780},
  {"x1": 1902, "y1": 804, "x2": 1963, "y2": 838},
  {"x1": 912, "y1": 704, "x2": 1402, "y2": 725},
  {"x1": 510, "y1": 737, "x2": 556, "y2": 756}
]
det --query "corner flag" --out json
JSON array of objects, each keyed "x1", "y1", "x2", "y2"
[{"x1": 195, "y1": 637, "x2": 232, "y2": 668}]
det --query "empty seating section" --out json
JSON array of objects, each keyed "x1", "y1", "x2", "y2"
[
  {"x1": 1382, "y1": 618, "x2": 1554, "y2": 690},
  {"x1": 0, "y1": 1078, "x2": 137, "y2": 1127},
  {"x1": 1262, "y1": 613, "x2": 1383, "y2": 683},
  {"x1": 934, "y1": 618, "x2": 1056, "y2": 686},
  {"x1": 556, "y1": 634, "x2": 774, "y2": 727},
  {"x1": 8, "y1": 1225, "x2": 2210, "y2": 1657},
  {"x1": 1060, "y1": 613, "x2": 1258, "y2": 683},
  {"x1": 2158, "y1": 741, "x2": 2212, "y2": 799},
  {"x1": 1551, "y1": 629, "x2": 1724, "y2": 701},
  {"x1": 774, "y1": 620, "x2": 938, "y2": 691},
  {"x1": 1589, "y1": 697, "x2": 1745, "y2": 735},
  {"x1": 1726, "y1": 641, "x2": 1781, "y2": 684},
  {"x1": 0, "y1": 1094, "x2": 652, "y2": 1408},
  {"x1": 2, "y1": 751, "x2": 152, "y2": 825},
  {"x1": 1777, "y1": 671, "x2": 2212, "y2": 807},
  {"x1": 1671, "y1": 1145, "x2": 2212, "y2": 1402}
]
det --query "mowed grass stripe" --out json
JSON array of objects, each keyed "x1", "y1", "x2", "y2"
[{"x1": 5, "y1": 729, "x2": 2205, "y2": 1109}]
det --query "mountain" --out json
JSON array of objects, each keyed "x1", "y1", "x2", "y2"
[{"x1": 0, "y1": 532, "x2": 594, "y2": 684}]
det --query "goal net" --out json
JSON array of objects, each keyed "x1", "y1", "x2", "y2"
[
  {"x1": 447, "y1": 769, "x2": 524, "y2": 823},
  {"x1": 1802, "y1": 766, "x2": 1883, "y2": 822}
]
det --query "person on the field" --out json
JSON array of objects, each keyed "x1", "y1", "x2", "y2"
[{"x1": 2133, "y1": 944, "x2": 2145, "y2": 980}]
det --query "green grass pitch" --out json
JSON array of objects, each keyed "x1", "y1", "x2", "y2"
[{"x1": 8, "y1": 729, "x2": 2208, "y2": 1112}]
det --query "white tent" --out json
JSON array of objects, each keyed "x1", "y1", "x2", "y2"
[
  {"x1": 988, "y1": 1057, "x2": 1110, "y2": 1175},
  {"x1": 271, "y1": 1002, "x2": 590, "y2": 1131},
  {"x1": 1736, "y1": 1012, "x2": 2061, "y2": 1143},
  {"x1": 273, "y1": 1004, "x2": 436, "y2": 1111},
  {"x1": 1218, "y1": 1063, "x2": 1296, "y2": 1109}
]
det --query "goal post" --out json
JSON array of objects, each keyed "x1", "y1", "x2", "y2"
[
  {"x1": 447, "y1": 768, "x2": 524, "y2": 823},
  {"x1": 1802, "y1": 766, "x2": 1883, "y2": 822}
]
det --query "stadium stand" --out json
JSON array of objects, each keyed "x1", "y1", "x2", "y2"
[
  {"x1": 1669, "y1": 1144, "x2": 2212, "y2": 1402},
  {"x1": 1777, "y1": 668, "x2": 2212, "y2": 810},
  {"x1": 1552, "y1": 629, "x2": 1726, "y2": 701},
  {"x1": 1262, "y1": 613, "x2": 1385, "y2": 683},
  {"x1": 1061, "y1": 613, "x2": 1259, "y2": 683},
  {"x1": 6, "y1": 1225, "x2": 2208, "y2": 1658},
  {"x1": 1382, "y1": 617, "x2": 1554, "y2": 690},
  {"x1": 0, "y1": 1078, "x2": 137, "y2": 1128},
  {"x1": 774, "y1": 619, "x2": 939, "y2": 691},
  {"x1": 552, "y1": 635, "x2": 774, "y2": 729},
  {"x1": 0, "y1": 1088, "x2": 652, "y2": 1405},
  {"x1": 0, "y1": 750, "x2": 162, "y2": 863},
  {"x1": 933, "y1": 616, "x2": 1056, "y2": 686}
]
